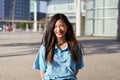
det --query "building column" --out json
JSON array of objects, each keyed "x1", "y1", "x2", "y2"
[
  {"x1": 12, "y1": 0, "x2": 16, "y2": 32},
  {"x1": 117, "y1": 0, "x2": 120, "y2": 41},
  {"x1": 33, "y1": 0, "x2": 37, "y2": 32},
  {"x1": 3, "y1": 24, "x2": 6, "y2": 32},
  {"x1": 12, "y1": 23, "x2": 16, "y2": 32},
  {"x1": 74, "y1": 0, "x2": 81, "y2": 36},
  {"x1": 26, "y1": 23, "x2": 29, "y2": 32}
]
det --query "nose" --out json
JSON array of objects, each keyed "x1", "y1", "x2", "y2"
[{"x1": 56, "y1": 26, "x2": 61, "y2": 31}]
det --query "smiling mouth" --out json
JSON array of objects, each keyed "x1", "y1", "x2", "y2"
[
  {"x1": 56, "y1": 32, "x2": 63, "y2": 35},
  {"x1": 56, "y1": 31, "x2": 64, "y2": 34}
]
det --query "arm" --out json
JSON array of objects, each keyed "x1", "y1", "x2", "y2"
[
  {"x1": 75, "y1": 43, "x2": 84, "y2": 75},
  {"x1": 33, "y1": 44, "x2": 47, "y2": 77}
]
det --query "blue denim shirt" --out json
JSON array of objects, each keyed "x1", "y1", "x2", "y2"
[{"x1": 33, "y1": 43, "x2": 84, "y2": 80}]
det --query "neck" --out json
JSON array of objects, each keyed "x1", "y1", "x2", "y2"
[{"x1": 57, "y1": 38, "x2": 66, "y2": 45}]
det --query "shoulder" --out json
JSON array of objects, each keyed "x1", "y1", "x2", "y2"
[
  {"x1": 38, "y1": 43, "x2": 46, "y2": 56},
  {"x1": 77, "y1": 43, "x2": 82, "y2": 49},
  {"x1": 77, "y1": 42, "x2": 84, "y2": 54},
  {"x1": 39, "y1": 43, "x2": 46, "y2": 50}
]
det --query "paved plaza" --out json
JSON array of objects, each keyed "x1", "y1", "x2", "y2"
[{"x1": 0, "y1": 32, "x2": 120, "y2": 80}]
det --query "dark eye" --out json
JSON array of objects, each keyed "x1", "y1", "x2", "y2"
[
  {"x1": 61, "y1": 24, "x2": 65, "y2": 27},
  {"x1": 54, "y1": 26, "x2": 57, "y2": 28}
]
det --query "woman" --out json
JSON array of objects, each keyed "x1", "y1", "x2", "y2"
[{"x1": 33, "y1": 13, "x2": 84, "y2": 80}]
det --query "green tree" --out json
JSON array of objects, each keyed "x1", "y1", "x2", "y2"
[{"x1": 17, "y1": 22, "x2": 26, "y2": 30}]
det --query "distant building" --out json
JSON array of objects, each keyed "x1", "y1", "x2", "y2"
[
  {"x1": 46, "y1": 0, "x2": 77, "y2": 32},
  {"x1": 0, "y1": 0, "x2": 4, "y2": 20},
  {"x1": 85, "y1": 0, "x2": 118, "y2": 36},
  {"x1": 30, "y1": 0, "x2": 46, "y2": 20},
  {"x1": 45, "y1": 0, "x2": 118, "y2": 36},
  {"x1": 47, "y1": 0, "x2": 75, "y2": 23},
  {"x1": 30, "y1": 12, "x2": 46, "y2": 20},
  {"x1": 30, "y1": 0, "x2": 40, "y2": 12},
  {"x1": 45, "y1": 0, "x2": 85, "y2": 35},
  {"x1": 0, "y1": 0, "x2": 30, "y2": 20}
]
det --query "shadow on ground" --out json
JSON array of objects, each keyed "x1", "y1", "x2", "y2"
[
  {"x1": 0, "y1": 42, "x2": 41, "y2": 58},
  {"x1": 79, "y1": 39, "x2": 120, "y2": 55},
  {"x1": 1, "y1": 37, "x2": 120, "y2": 58},
  {"x1": 0, "y1": 42, "x2": 41, "y2": 47}
]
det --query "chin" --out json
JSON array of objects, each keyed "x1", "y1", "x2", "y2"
[{"x1": 56, "y1": 35, "x2": 63, "y2": 38}]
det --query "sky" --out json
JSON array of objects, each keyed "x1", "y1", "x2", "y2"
[{"x1": 39, "y1": 1, "x2": 47, "y2": 13}]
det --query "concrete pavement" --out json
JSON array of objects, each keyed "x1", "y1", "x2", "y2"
[
  {"x1": 0, "y1": 32, "x2": 120, "y2": 80},
  {"x1": 77, "y1": 36, "x2": 120, "y2": 80}
]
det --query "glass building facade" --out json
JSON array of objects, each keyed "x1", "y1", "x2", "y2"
[
  {"x1": 85, "y1": 0, "x2": 118, "y2": 36},
  {"x1": 0, "y1": 0, "x2": 5, "y2": 20},
  {"x1": 47, "y1": 0, "x2": 76, "y2": 23},
  {"x1": 30, "y1": 0, "x2": 46, "y2": 20},
  {"x1": 43, "y1": 0, "x2": 118, "y2": 36},
  {"x1": 30, "y1": 0, "x2": 40, "y2": 12},
  {"x1": 0, "y1": 0, "x2": 30, "y2": 20},
  {"x1": 46, "y1": 0, "x2": 78, "y2": 32}
]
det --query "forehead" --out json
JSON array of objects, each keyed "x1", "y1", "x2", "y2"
[{"x1": 55, "y1": 19, "x2": 65, "y2": 25}]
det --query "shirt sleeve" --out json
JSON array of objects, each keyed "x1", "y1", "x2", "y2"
[
  {"x1": 33, "y1": 44, "x2": 47, "y2": 72},
  {"x1": 76, "y1": 44, "x2": 84, "y2": 69}
]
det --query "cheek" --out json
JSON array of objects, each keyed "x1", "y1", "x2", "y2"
[
  {"x1": 53, "y1": 28, "x2": 58, "y2": 36},
  {"x1": 64, "y1": 29, "x2": 67, "y2": 34},
  {"x1": 64, "y1": 27, "x2": 67, "y2": 34}
]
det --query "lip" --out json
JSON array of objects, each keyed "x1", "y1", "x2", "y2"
[{"x1": 56, "y1": 32, "x2": 63, "y2": 35}]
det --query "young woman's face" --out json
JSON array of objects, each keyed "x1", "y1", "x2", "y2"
[{"x1": 54, "y1": 19, "x2": 67, "y2": 39}]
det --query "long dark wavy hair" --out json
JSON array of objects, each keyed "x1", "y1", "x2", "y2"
[{"x1": 42, "y1": 13, "x2": 79, "y2": 63}]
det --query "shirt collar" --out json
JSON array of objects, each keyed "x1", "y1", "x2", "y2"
[{"x1": 55, "y1": 43, "x2": 68, "y2": 51}]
